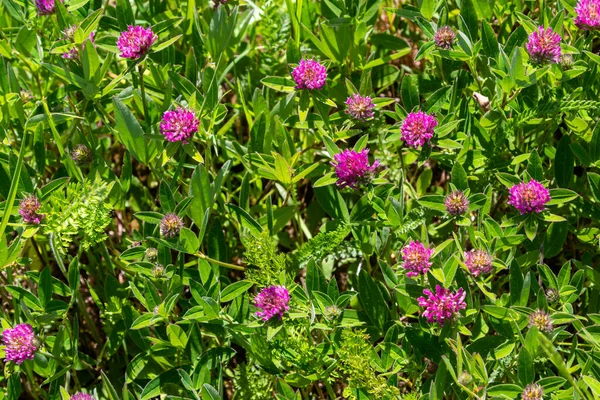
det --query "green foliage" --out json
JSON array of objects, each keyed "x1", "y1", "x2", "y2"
[
  {"x1": 232, "y1": 361, "x2": 273, "y2": 400},
  {"x1": 337, "y1": 330, "x2": 400, "y2": 399},
  {"x1": 2, "y1": 0, "x2": 600, "y2": 398},
  {"x1": 42, "y1": 179, "x2": 113, "y2": 255},
  {"x1": 243, "y1": 231, "x2": 289, "y2": 286},
  {"x1": 294, "y1": 224, "x2": 351, "y2": 266}
]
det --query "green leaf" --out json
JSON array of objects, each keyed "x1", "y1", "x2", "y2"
[
  {"x1": 517, "y1": 348, "x2": 534, "y2": 386},
  {"x1": 112, "y1": 97, "x2": 158, "y2": 165},
  {"x1": 38, "y1": 267, "x2": 52, "y2": 308},
  {"x1": 179, "y1": 227, "x2": 199, "y2": 254},
  {"x1": 227, "y1": 204, "x2": 263, "y2": 234},
  {"x1": 167, "y1": 324, "x2": 188, "y2": 348},
  {"x1": 262, "y1": 76, "x2": 297, "y2": 92},
  {"x1": 421, "y1": 0, "x2": 436, "y2": 20},
  {"x1": 590, "y1": 121, "x2": 600, "y2": 163},
  {"x1": 358, "y1": 270, "x2": 389, "y2": 331},
  {"x1": 159, "y1": 181, "x2": 175, "y2": 213},
  {"x1": 527, "y1": 149, "x2": 543, "y2": 181},
  {"x1": 6, "y1": 286, "x2": 42, "y2": 310},
  {"x1": 102, "y1": 370, "x2": 121, "y2": 400},
  {"x1": 524, "y1": 215, "x2": 538, "y2": 242},
  {"x1": 481, "y1": 20, "x2": 499, "y2": 58},
  {"x1": 547, "y1": 189, "x2": 578, "y2": 205},
  {"x1": 153, "y1": 35, "x2": 182, "y2": 53},
  {"x1": 555, "y1": 135, "x2": 574, "y2": 188},
  {"x1": 451, "y1": 162, "x2": 469, "y2": 191},
  {"x1": 417, "y1": 195, "x2": 447, "y2": 212},
  {"x1": 221, "y1": 280, "x2": 253, "y2": 302},
  {"x1": 588, "y1": 172, "x2": 600, "y2": 202},
  {"x1": 401, "y1": 74, "x2": 419, "y2": 112},
  {"x1": 116, "y1": 0, "x2": 134, "y2": 29},
  {"x1": 202, "y1": 384, "x2": 221, "y2": 400},
  {"x1": 487, "y1": 384, "x2": 523, "y2": 397},
  {"x1": 460, "y1": 0, "x2": 479, "y2": 40}
]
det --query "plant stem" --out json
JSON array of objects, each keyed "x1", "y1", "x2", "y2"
[
  {"x1": 196, "y1": 251, "x2": 246, "y2": 271},
  {"x1": 0, "y1": 130, "x2": 28, "y2": 242},
  {"x1": 138, "y1": 63, "x2": 150, "y2": 126}
]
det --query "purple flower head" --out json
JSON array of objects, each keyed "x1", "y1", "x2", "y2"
[
  {"x1": 19, "y1": 195, "x2": 45, "y2": 224},
  {"x1": 529, "y1": 309, "x2": 553, "y2": 333},
  {"x1": 464, "y1": 249, "x2": 493, "y2": 277},
  {"x1": 445, "y1": 190, "x2": 470, "y2": 215},
  {"x1": 160, "y1": 213, "x2": 183, "y2": 238},
  {"x1": 71, "y1": 394, "x2": 95, "y2": 400},
  {"x1": 332, "y1": 149, "x2": 379, "y2": 189},
  {"x1": 418, "y1": 285, "x2": 466, "y2": 325},
  {"x1": 522, "y1": 383, "x2": 544, "y2": 400},
  {"x1": 401, "y1": 241, "x2": 434, "y2": 278},
  {"x1": 160, "y1": 107, "x2": 200, "y2": 143},
  {"x1": 575, "y1": 0, "x2": 600, "y2": 30},
  {"x1": 254, "y1": 285, "x2": 290, "y2": 321},
  {"x1": 291, "y1": 59, "x2": 327, "y2": 90},
  {"x1": 526, "y1": 27, "x2": 561, "y2": 64},
  {"x1": 2, "y1": 324, "x2": 37, "y2": 365},
  {"x1": 345, "y1": 94, "x2": 375, "y2": 121},
  {"x1": 434, "y1": 26, "x2": 456, "y2": 49},
  {"x1": 117, "y1": 25, "x2": 157, "y2": 60},
  {"x1": 400, "y1": 111, "x2": 438, "y2": 148},
  {"x1": 36, "y1": 0, "x2": 61, "y2": 15},
  {"x1": 507, "y1": 179, "x2": 550, "y2": 214}
]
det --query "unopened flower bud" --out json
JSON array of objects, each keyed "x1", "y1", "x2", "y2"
[
  {"x1": 458, "y1": 371, "x2": 472, "y2": 386},
  {"x1": 71, "y1": 144, "x2": 92, "y2": 165},
  {"x1": 434, "y1": 26, "x2": 455, "y2": 49},
  {"x1": 145, "y1": 247, "x2": 158, "y2": 261},
  {"x1": 545, "y1": 287, "x2": 559, "y2": 303},
  {"x1": 160, "y1": 213, "x2": 183, "y2": 238}
]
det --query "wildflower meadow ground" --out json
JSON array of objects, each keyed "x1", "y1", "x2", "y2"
[{"x1": 1, "y1": 0, "x2": 600, "y2": 398}]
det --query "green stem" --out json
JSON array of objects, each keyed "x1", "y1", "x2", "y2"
[
  {"x1": 0, "y1": 130, "x2": 28, "y2": 243},
  {"x1": 196, "y1": 252, "x2": 246, "y2": 271},
  {"x1": 138, "y1": 64, "x2": 150, "y2": 126}
]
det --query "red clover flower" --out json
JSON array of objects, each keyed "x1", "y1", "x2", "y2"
[
  {"x1": 291, "y1": 59, "x2": 327, "y2": 90},
  {"x1": 464, "y1": 249, "x2": 494, "y2": 277},
  {"x1": 401, "y1": 241, "x2": 434, "y2": 278},
  {"x1": 345, "y1": 94, "x2": 375, "y2": 120},
  {"x1": 160, "y1": 107, "x2": 200, "y2": 143},
  {"x1": 507, "y1": 179, "x2": 550, "y2": 214},
  {"x1": 19, "y1": 195, "x2": 45, "y2": 224},
  {"x1": 36, "y1": 0, "x2": 60, "y2": 15},
  {"x1": 71, "y1": 394, "x2": 95, "y2": 400},
  {"x1": 575, "y1": 0, "x2": 600, "y2": 30},
  {"x1": 332, "y1": 149, "x2": 379, "y2": 189},
  {"x1": 2, "y1": 324, "x2": 37, "y2": 365},
  {"x1": 400, "y1": 111, "x2": 438, "y2": 148},
  {"x1": 160, "y1": 213, "x2": 183, "y2": 238},
  {"x1": 254, "y1": 285, "x2": 290, "y2": 321},
  {"x1": 521, "y1": 383, "x2": 544, "y2": 400},
  {"x1": 117, "y1": 25, "x2": 157, "y2": 60},
  {"x1": 529, "y1": 309, "x2": 553, "y2": 333},
  {"x1": 526, "y1": 27, "x2": 561, "y2": 64},
  {"x1": 418, "y1": 285, "x2": 466, "y2": 325},
  {"x1": 434, "y1": 26, "x2": 455, "y2": 49},
  {"x1": 444, "y1": 191, "x2": 470, "y2": 215}
]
